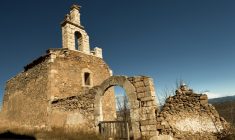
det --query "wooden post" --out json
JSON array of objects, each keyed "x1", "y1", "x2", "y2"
[{"x1": 126, "y1": 122, "x2": 130, "y2": 140}]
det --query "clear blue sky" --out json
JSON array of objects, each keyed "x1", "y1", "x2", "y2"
[{"x1": 0, "y1": 0, "x2": 235, "y2": 102}]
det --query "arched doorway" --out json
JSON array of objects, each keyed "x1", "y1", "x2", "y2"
[
  {"x1": 91, "y1": 75, "x2": 159, "y2": 139},
  {"x1": 92, "y1": 76, "x2": 141, "y2": 139},
  {"x1": 115, "y1": 86, "x2": 130, "y2": 122}
]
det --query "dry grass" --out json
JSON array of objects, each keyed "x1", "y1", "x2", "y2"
[
  {"x1": 0, "y1": 128, "x2": 103, "y2": 140},
  {"x1": 35, "y1": 127, "x2": 102, "y2": 140},
  {"x1": 0, "y1": 121, "x2": 102, "y2": 140}
]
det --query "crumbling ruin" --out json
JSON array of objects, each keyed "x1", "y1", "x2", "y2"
[
  {"x1": 155, "y1": 85, "x2": 230, "y2": 139},
  {"x1": 0, "y1": 4, "x2": 230, "y2": 140}
]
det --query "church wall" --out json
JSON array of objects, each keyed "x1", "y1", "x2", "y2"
[
  {"x1": 2, "y1": 58, "x2": 50, "y2": 127},
  {"x1": 48, "y1": 49, "x2": 116, "y2": 121},
  {"x1": 1, "y1": 48, "x2": 117, "y2": 128}
]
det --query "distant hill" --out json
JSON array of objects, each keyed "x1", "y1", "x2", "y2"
[
  {"x1": 209, "y1": 95, "x2": 235, "y2": 104},
  {"x1": 209, "y1": 95, "x2": 235, "y2": 126}
]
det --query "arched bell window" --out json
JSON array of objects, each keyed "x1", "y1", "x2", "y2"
[{"x1": 74, "y1": 31, "x2": 82, "y2": 50}]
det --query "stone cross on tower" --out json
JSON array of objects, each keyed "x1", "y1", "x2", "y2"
[{"x1": 61, "y1": 4, "x2": 91, "y2": 54}]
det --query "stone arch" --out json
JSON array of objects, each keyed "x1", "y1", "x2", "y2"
[
  {"x1": 92, "y1": 76, "x2": 141, "y2": 139},
  {"x1": 91, "y1": 75, "x2": 159, "y2": 139}
]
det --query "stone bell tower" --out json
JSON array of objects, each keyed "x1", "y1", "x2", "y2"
[{"x1": 61, "y1": 5, "x2": 92, "y2": 55}]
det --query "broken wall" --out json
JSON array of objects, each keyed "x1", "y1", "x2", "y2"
[
  {"x1": 156, "y1": 89, "x2": 230, "y2": 139},
  {"x1": 50, "y1": 92, "x2": 96, "y2": 131}
]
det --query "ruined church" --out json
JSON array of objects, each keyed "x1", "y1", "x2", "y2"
[{"x1": 0, "y1": 5, "x2": 230, "y2": 140}]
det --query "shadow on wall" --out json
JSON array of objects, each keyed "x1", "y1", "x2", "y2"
[{"x1": 0, "y1": 131, "x2": 35, "y2": 140}]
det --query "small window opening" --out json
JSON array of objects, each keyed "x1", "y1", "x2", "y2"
[
  {"x1": 74, "y1": 31, "x2": 82, "y2": 50},
  {"x1": 84, "y1": 72, "x2": 91, "y2": 86}
]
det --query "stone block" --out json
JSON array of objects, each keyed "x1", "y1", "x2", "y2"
[
  {"x1": 149, "y1": 130, "x2": 158, "y2": 136},
  {"x1": 156, "y1": 124, "x2": 164, "y2": 129},
  {"x1": 141, "y1": 131, "x2": 149, "y2": 136},
  {"x1": 140, "y1": 120, "x2": 149, "y2": 126},
  {"x1": 143, "y1": 78, "x2": 154, "y2": 86},
  {"x1": 137, "y1": 92, "x2": 146, "y2": 99},
  {"x1": 146, "y1": 87, "x2": 156, "y2": 96},
  {"x1": 140, "y1": 96, "x2": 155, "y2": 101},
  {"x1": 200, "y1": 94, "x2": 208, "y2": 100},
  {"x1": 131, "y1": 101, "x2": 140, "y2": 109},
  {"x1": 149, "y1": 135, "x2": 174, "y2": 140},
  {"x1": 157, "y1": 117, "x2": 164, "y2": 122},
  {"x1": 134, "y1": 81, "x2": 145, "y2": 87},
  {"x1": 127, "y1": 77, "x2": 134, "y2": 81},
  {"x1": 141, "y1": 101, "x2": 155, "y2": 107},
  {"x1": 140, "y1": 119, "x2": 157, "y2": 126},
  {"x1": 133, "y1": 77, "x2": 144, "y2": 82},
  {"x1": 141, "y1": 126, "x2": 147, "y2": 131},
  {"x1": 136, "y1": 87, "x2": 146, "y2": 93},
  {"x1": 146, "y1": 125, "x2": 157, "y2": 131},
  {"x1": 146, "y1": 113, "x2": 156, "y2": 120},
  {"x1": 130, "y1": 108, "x2": 140, "y2": 120},
  {"x1": 200, "y1": 100, "x2": 208, "y2": 105},
  {"x1": 148, "y1": 119, "x2": 157, "y2": 125}
]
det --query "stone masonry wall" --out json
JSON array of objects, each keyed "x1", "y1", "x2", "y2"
[
  {"x1": 48, "y1": 49, "x2": 116, "y2": 121},
  {"x1": 2, "y1": 56, "x2": 50, "y2": 127},
  {"x1": 2, "y1": 48, "x2": 116, "y2": 130},
  {"x1": 127, "y1": 76, "x2": 159, "y2": 138},
  {"x1": 50, "y1": 91, "x2": 96, "y2": 131}
]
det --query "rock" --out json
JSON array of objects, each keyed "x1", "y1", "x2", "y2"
[
  {"x1": 150, "y1": 135, "x2": 174, "y2": 140},
  {"x1": 174, "y1": 134, "x2": 183, "y2": 139},
  {"x1": 185, "y1": 91, "x2": 193, "y2": 95},
  {"x1": 163, "y1": 107, "x2": 170, "y2": 111},
  {"x1": 200, "y1": 100, "x2": 208, "y2": 105},
  {"x1": 200, "y1": 94, "x2": 208, "y2": 100},
  {"x1": 156, "y1": 124, "x2": 164, "y2": 130},
  {"x1": 157, "y1": 117, "x2": 164, "y2": 122}
]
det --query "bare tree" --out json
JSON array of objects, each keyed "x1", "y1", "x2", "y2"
[
  {"x1": 158, "y1": 87, "x2": 175, "y2": 106},
  {"x1": 158, "y1": 79, "x2": 189, "y2": 106},
  {"x1": 116, "y1": 95, "x2": 130, "y2": 122}
]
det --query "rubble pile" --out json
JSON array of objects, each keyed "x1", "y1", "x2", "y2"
[{"x1": 155, "y1": 84, "x2": 230, "y2": 139}]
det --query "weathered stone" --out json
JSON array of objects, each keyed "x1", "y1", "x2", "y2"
[
  {"x1": 140, "y1": 120, "x2": 149, "y2": 126},
  {"x1": 141, "y1": 126, "x2": 147, "y2": 131},
  {"x1": 137, "y1": 92, "x2": 146, "y2": 99},
  {"x1": 150, "y1": 134, "x2": 174, "y2": 140},
  {"x1": 156, "y1": 124, "x2": 164, "y2": 130},
  {"x1": 136, "y1": 87, "x2": 146, "y2": 93},
  {"x1": 185, "y1": 91, "x2": 193, "y2": 95},
  {"x1": 157, "y1": 117, "x2": 164, "y2": 122},
  {"x1": 134, "y1": 81, "x2": 145, "y2": 87},
  {"x1": 163, "y1": 107, "x2": 170, "y2": 111},
  {"x1": 200, "y1": 94, "x2": 208, "y2": 100},
  {"x1": 140, "y1": 96, "x2": 155, "y2": 101},
  {"x1": 146, "y1": 125, "x2": 157, "y2": 131},
  {"x1": 133, "y1": 76, "x2": 143, "y2": 82},
  {"x1": 174, "y1": 134, "x2": 183, "y2": 139},
  {"x1": 143, "y1": 78, "x2": 154, "y2": 86},
  {"x1": 200, "y1": 100, "x2": 208, "y2": 105}
]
